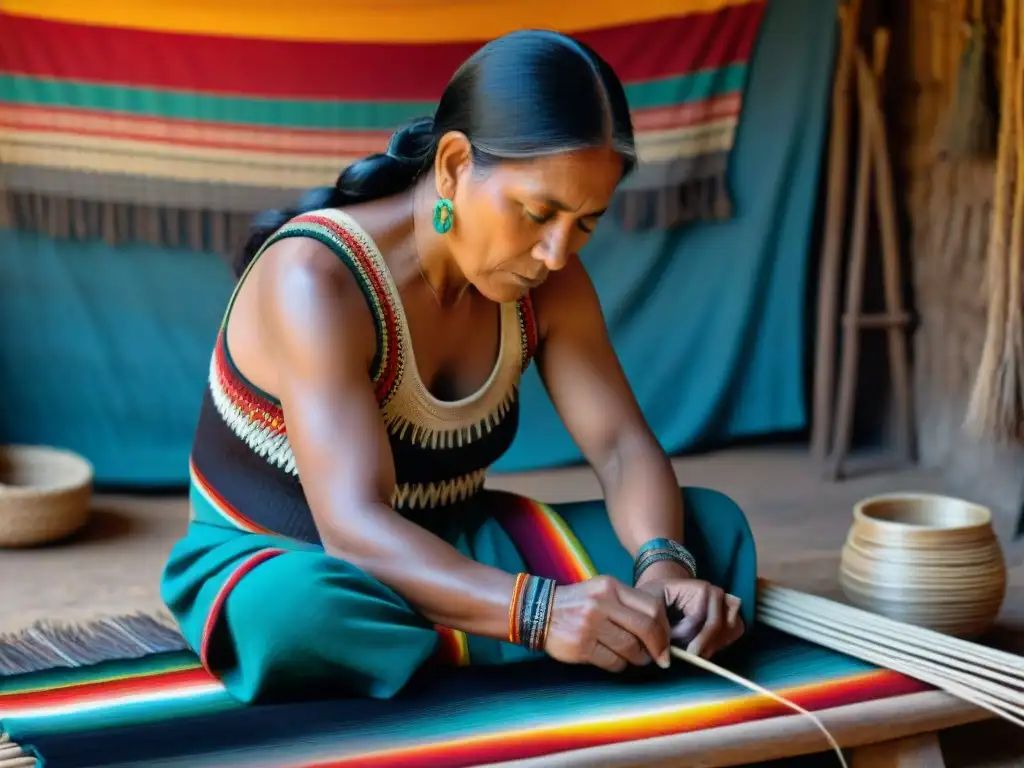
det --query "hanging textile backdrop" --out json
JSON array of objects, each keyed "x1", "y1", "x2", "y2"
[
  {"x1": 0, "y1": 0, "x2": 832, "y2": 485},
  {"x1": 0, "y1": 0, "x2": 766, "y2": 242}
]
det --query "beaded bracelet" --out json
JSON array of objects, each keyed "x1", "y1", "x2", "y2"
[
  {"x1": 633, "y1": 537, "x2": 697, "y2": 585},
  {"x1": 508, "y1": 572, "x2": 556, "y2": 651}
]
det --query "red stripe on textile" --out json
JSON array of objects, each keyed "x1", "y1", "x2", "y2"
[
  {"x1": 0, "y1": 667, "x2": 212, "y2": 709},
  {"x1": 632, "y1": 94, "x2": 742, "y2": 132},
  {"x1": 302, "y1": 671, "x2": 928, "y2": 767},
  {"x1": 0, "y1": 6, "x2": 765, "y2": 99},
  {"x1": 0, "y1": 112, "x2": 384, "y2": 157}
]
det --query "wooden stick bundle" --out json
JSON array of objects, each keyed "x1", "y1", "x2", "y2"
[
  {"x1": 668, "y1": 578, "x2": 1024, "y2": 767},
  {"x1": 757, "y1": 582, "x2": 1024, "y2": 729}
]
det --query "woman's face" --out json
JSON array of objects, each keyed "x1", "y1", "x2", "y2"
[{"x1": 435, "y1": 135, "x2": 625, "y2": 303}]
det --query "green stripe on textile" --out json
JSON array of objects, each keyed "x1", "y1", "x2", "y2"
[
  {"x1": 3, "y1": 688, "x2": 239, "y2": 740},
  {"x1": 627, "y1": 64, "x2": 748, "y2": 110},
  {"x1": 0, "y1": 65, "x2": 748, "y2": 130},
  {"x1": 0, "y1": 651, "x2": 236, "y2": 739},
  {"x1": 0, "y1": 75, "x2": 434, "y2": 130}
]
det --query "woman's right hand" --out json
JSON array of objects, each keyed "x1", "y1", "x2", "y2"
[{"x1": 543, "y1": 576, "x2": 673, "y2": 672}]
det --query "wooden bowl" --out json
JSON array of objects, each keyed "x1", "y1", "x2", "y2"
[
  {"x1": 0, "y1": 444, "x2": 94, "y2": 547},
  {"x1": 839, "y1": 492, "x2": 1006, "y2": 638}
]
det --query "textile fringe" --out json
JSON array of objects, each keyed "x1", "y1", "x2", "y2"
[
  {"x1": 0, "y1": 612, "x2": 187, "y2": 677},
  {"x1": 617, "y1": 174, "x2": 733, "y2": 231},
  {"x1": 1, "y1": 174, "x2": 734, "y2": 255},
  {"x1": 0, "y1": 191, "x2": 252, "y2": 258}
]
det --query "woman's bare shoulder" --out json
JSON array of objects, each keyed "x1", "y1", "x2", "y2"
[{"x1": 253, "y1": 235, "x2": 379, "y2": 374}]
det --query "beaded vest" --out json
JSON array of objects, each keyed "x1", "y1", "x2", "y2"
[{"x1": 190, "y1": 209, "x2": 539, "y2": 543}]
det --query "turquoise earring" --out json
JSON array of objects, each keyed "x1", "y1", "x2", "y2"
[{"x1": 433, "y1": 198, "x2": 454, "y2": 234}]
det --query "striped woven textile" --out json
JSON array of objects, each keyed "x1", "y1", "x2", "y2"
[
  {"x1": 0, "y1": 1, "x2": 767, "y2": 252},
  {"x1": 0, "y1": 624, "x2": 931, "y2": 767}
]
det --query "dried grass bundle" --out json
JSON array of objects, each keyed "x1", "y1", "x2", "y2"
[
  {"x1": 966, "y1": 0, "x2": 1024, "y2": 442},
  {"x1": 942, "y1": 0, "x2": 999, "y2": 160}
]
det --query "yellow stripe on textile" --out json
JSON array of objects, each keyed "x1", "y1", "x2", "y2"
[{"x1": 0, "y1": 0, "x2": 760, "y2": 43}]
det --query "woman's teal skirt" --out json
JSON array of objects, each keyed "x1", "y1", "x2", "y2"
[{"x1": 161, "y1": 480, "x2": 757, "y2": 704}]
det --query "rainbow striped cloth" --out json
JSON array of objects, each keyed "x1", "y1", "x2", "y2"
[
  {"x1": 0, "y1": 0, "x2": 767, "y2": 252},
  {"x1": 0, "y1": 626, "x2": 931, "y2": 767}
]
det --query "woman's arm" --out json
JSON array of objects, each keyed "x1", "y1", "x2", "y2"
[
  {"x1": 533, "y1": 258, "x2": 745, "y2": 657},
  {"x1": 531, "y1": 255, "x2": 686, "y2": 560},
  {"x1": 255, "y1": 239, "x2": 517, "y2": 640}
]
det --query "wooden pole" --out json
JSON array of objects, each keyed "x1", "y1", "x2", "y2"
[{"x1": 811, "y1": 0, "x2": 864, "y2": 464}]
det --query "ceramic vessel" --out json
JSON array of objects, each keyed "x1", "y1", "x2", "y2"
[{"x1": 839, "y1": 492, "x2": 1006, "y2": 638}]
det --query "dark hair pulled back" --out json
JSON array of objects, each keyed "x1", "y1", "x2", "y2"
[{"x1": 236, "y1": 29, "x2": 636, "y2": 276}]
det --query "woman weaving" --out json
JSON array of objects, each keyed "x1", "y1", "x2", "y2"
[{"x1": 162, "y1": 30, "x2": 757, "y2": 704}]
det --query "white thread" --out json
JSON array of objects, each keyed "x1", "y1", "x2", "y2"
[{"x1": 670, "y1": 647, "x2": 848, "y2": 768}]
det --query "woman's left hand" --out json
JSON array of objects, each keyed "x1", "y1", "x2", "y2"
[{"x1": 635, "y1": 562, "x2": 745, "y2": 659}]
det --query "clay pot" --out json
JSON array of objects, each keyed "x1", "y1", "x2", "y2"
[{"x1": 839, "y1": 492, "x2": 1006, "y2": 638}]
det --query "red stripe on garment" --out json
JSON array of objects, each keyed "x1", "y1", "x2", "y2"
[
  {"x1": 198, "y1": 548, "x2": 287, "y2": 671},
  {"x1": 492, "y1": 495, "x2": 595, "y2": 586},
  {"x1": 212, "y1": 333, "x2": 287, "y2": 437},
  {"x1": 431, "y1": 626, "x2": 470, "y2": 667},
  {"x1": 295, "y1": 213, "x2": 403, "y2": 403},
  {"x1": 517, "y1": 293, "x2": 540, "y2": 370},
  {"x1": 190, "y1": 459, "x2": 273, "y2": 535},
  {"x1": 0, "y1": 5, "x2": 765, "y2": 99}
]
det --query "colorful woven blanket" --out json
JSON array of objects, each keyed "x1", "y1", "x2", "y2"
[
  {"x1": 0, "y1": 624, "x2": 932, "y2": 767},
  {"x1": 0, "y1": 0, "x2": 766, "y2": 252}
]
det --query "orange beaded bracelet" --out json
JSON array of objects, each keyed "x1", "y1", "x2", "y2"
[{"x1": 508, "y1": 572, "x2": 529, "y2": 645}]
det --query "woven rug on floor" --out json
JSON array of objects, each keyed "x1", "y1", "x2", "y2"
[{"x1": 0, "y1": 618, "x2": 939, "y2": 768}]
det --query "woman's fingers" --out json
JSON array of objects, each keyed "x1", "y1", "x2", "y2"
[
  {"x1": 611, "y1": 585, "x2": 672, "y2": 666},
  {"x1": 596, "y1": 622, "x2": 651, "y2": 667},
  {"x1": 725, "y1": 594, "x2": 742, "y2": 629},
  {"x1": 560, "y1": 576, "x2": 747, "y2": 672},
  {"x1": 719, "y1": 594, "x2": 745, "y2": 652},
  {"x1": 590, "y1": 642, "x2": 629, "y2": 673},
  {"x1": 669, "y1": 582, "x2": 708, "y2": 645},
  {"x1": 687, "y1": 591, "x2": 745, "y2": 658},
  {"x1": 687, "y1": 585, "x2": 725, "y2": 658}
]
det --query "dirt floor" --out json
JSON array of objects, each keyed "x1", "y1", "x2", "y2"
[{"x1": 2, "y1": 445, "x2": 1023, "y2": 765}]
